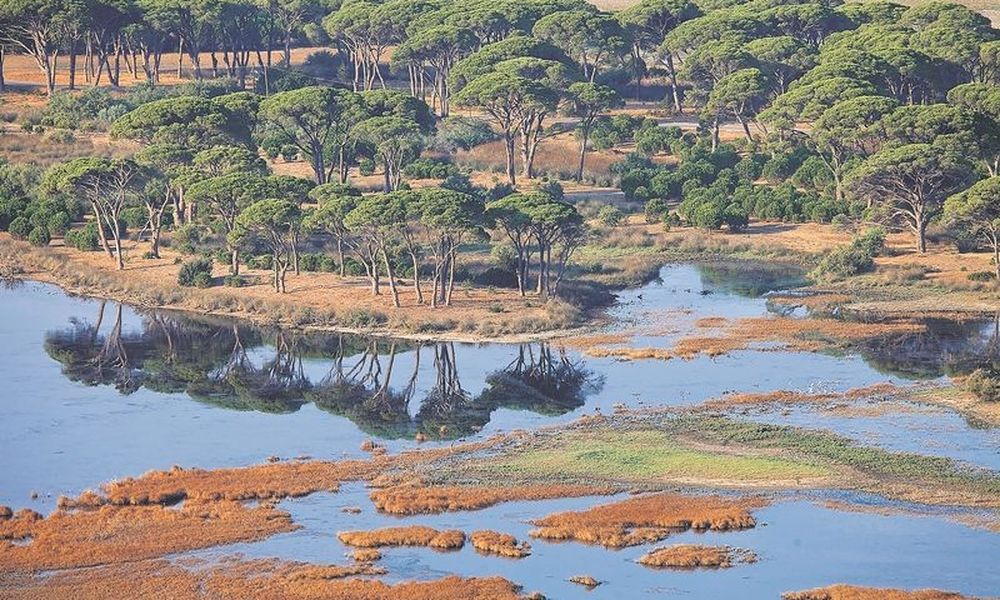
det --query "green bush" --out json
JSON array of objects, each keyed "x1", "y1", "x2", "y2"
[
  {"x1": 120, "y1": 207, "x2": 147, "y2": 230},
  {"x1": 598, "y1": 205, "x2": 624, "y2": 227},
  {"x1": 27, "y1": 226, "x2": 50, "y2": 247},
  {"x1": 64, "y1": 223, "x2": 101, "y2": 251},
  {"x1": 643, "y1": 198, "x2": 668, "y2": 223},
  {"x1": 968, "y1": 271, "x2": 996, "y2": 282},
  {"x1": 403, "y1": 158, "x2": 460, "y2": 180},
  {"x1": 171, "y1": 224, "x2": 204, "y2": 255},
  {"x1": 809, "y1": 228, "x2": 886, "y2": 281},
  {"x1": 178, "y1": 257, "x2": 213, "y2": 287},
  {"x1": 224, "y1": 274, "x2": 244, "y2": 287},
  {"x1": 966, "y1": 368, "x2": 1000, "y2": 402},
  {"x1": 359, "y1": 158, "x2": 376, "y2": 176},
  {"x1": 299, "y1": 252, "x2": 337, "y2": 272},
  {"x1": 46, "y1": 211, "x2": 71, "y2": 237},
  {"x1": 8, "y1": 216, "x2": 32, "y2": 240}
]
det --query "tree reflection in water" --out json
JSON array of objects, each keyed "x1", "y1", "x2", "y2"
[{"x1": 43, "y1": 303, "x2": 601, "y2": 440}]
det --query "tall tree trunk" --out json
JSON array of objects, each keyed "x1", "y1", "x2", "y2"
[
  {"x1": 68, "y1": 39, "x2": 78, "y2": 90},
  {"x1": 576, "y1": 124, "x2": 590, "y2": 181},
  {"x1": 504, "y1": 134, "x2": 517, "y2": 186},
  {"x1": 410, "y1": 251, "x2": 423, "y2": 303},
  {"x1": 382, "y1": 248, "x2": 400, "y2": 308}
]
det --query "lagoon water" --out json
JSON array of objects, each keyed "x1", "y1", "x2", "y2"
[{"x1": 2, "y1": 264, "x2": 999, "y2": 597}]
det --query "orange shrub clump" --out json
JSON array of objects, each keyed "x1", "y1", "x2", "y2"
[
  {"x1": 469, "y1": 530, "x2": 531, "y2": 558},
  {"x1": 637, "y1": 544, "x2": 756, "y2": 569},
  {"x1": 351, "y1": 548, "x2": 382, "y2": 562},
  {"x1": 529, "y1": 492, "x2": 764, "y2": 548},
  {"x1": 7, "y1": 558, "x2": 522, "y2": 600},
  {"x1": 370, "y1": 484, "x2": 615, "y2": 515},
  {"x1": 337, "y1": 526, "x2": 465, "y2": 550},
  {"x1": 0, "y1": 502, "x2": 297, "y2": 571},
  {"x1": 782, "y1": 585, "x2": 969, "y2": 600},
  {"x1": 96, "y1": 459, "x2": 379, "y2": 505}
]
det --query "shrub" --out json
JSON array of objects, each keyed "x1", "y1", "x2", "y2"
[
  {"x1": 224, "y1": 274, "x2": 244, "y2": 287},
  {"x1": 178, "y1": 257, "x2": 213, "y2": 287},
  {"x1": 968, "y1": 271, "x2": 995, "y2": 282},
  {"x1": 809, "y1": 228, "x2": 885, "y2": 281},
  {"x1": 192, "y1": 271, "x2": 213, "y2": 288},
  {"x1": 643, "y1": 198, "x2": 668, "y2": 223},
  {"x1": 403, "y1": 158, "x2": 460, "y2": 180},
  {"x1": 598, "y1": 205, "x2": 624, "y2": 227},
  {"x1": 8, "y1": 216, "x2": 32, "y2": 240},
  {"x1": 434, "y1": 116, "x2": 497, "y2": 152},
  {"x1": 46, "y1": 211, "x2": 71, "y2": 237},
  {"x1": 359, "y1": 158, "x2": 376, "y2": 176},
  {"x1": 120, "y1": 207, "x2": 147, "y2": 231},
  {"x1": 27, "y1": 226, "x2": 50, "y2": 247},
  {"x1": 64, "y1": 223, "x2": 101, "y2": 251},
  {"x1": 966, "y1": 368, "x2": 1000, "y2": 402},
  {"x1": 171, "y1": 224, "x2": 204, "y2": 255}
]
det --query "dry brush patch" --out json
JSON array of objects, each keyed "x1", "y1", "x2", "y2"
[
  {"x1": 637, "y1": 544, "x2": 757, "y2": 569},
  {"x1": 84, "y1": 459, "x2": 382, "y2": 506},
  {"x1": 528, "y1": 492, "x2": 764, "y2": 548},
  {"x1": 0, "y1": 557, "x2": 524, "y2": 600},
  {"x1": 470, "y1": 531, "x2": 531, "y2": 558},
  {"x1": 369, "y1": 484, "x2": 617, "y2": 515},
  {"x1": 782, "y1": 585, "x2": 970, "y2": 600},
  {"x1": 0, "y1": 501, "x2": 296, "y2": 571},
  {"x1": 698, "y1": 383, "x2": 900, "y2": 411},
  {"x1": 337, "y1": 526, "x2": 466, "y2": 550}
]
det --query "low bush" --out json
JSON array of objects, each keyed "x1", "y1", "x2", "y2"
[
  {"x1": 178, "y1": 257, "x2": 213, "y2": 287},
  {"x1": 27, "y1": 226, "x2": 50, "y2": 247},
  {"x1": 403, "y1": 158, "x2": 460, "y2": 180},
  {"x1": 966, "y1": 368, "x2": 1000, "y2": 402},
  {"x1": 598, "y1": 205, "x2": 624, "y2": 227},
  {"x1": 64, "y1": 223, "x2": 101, "y2": 251},
  {"x1": 809, "y1": 227, "x2": 885, "y2": 281}
]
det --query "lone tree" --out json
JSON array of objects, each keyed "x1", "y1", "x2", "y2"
[
  {"x1": 258, "y1": 87, "x2": 366, "y2": 184},
  {"x1": 944, "y1": 177, "x2": 1000, "y2": 280},
  {"x1": 43, "y1": 158, "x2": 145, "y2": 270},
  {"x1": 568, "y1": 82, "x2": 624, "y2": 181},
  {"x1": 230, "y1": 199, "x2": 302, "y2": 293},
  {"x1": 848, "y1": 143, "x2": 973, "y2": 253}
]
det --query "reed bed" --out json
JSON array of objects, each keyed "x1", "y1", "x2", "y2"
[
  {"x1": 369, "y1": 484, "x2": 615, "y2": 515},
  {"x1": 0, "y1": 501, "x2": 296, "y2": 571},
  {"x1": 637, "y1": 544, "x2": 756, "y2": 569},
  {"x1": 782, "y1": 585, "x2": 969, "y2": 600},
  {"x1": 337, "y1": 526, "x2": 465, "y2": 550},
  {"x1": 469, "y1": 531, "x2": 531, "y2": 558},
  {"x1": 528, "y1": 492, "x2": 764, "y2": 548}
]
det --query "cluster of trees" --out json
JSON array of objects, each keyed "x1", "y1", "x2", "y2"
[
  {"x1": 0, "y1": 0, "x2": 333, "y2": 93},
  {"x1": 2, "y1": 82, "x2": 587, "y2": 302}
]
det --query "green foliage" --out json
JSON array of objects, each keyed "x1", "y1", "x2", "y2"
[
  {"x1": 809, "y1": 227, "x2": 886, "y2": 281},
  {"x1": 403, "y1": 158, "x2": 460, "y2": 180},
  {"x1": 8, "y1": 217, "x2": 31, "y2": 240},
  {"x1": 27, "y1": 226, "x2": 50, "y2": 247},
  {"x1": 64, "y1": 223, "x2": 101, "y2": 252},
  {"x1": 433, "y1": 116, "x2": 497, "y2": 152},
  {"x1": 178, "y1": 257, "x2": 214, "y2": 287},
  {"x1": 597, "y1": 205, "x2": 624, "y2": 227},
  {"x1": 966, "y1": 368, "x2": 1000, "y2": 402}
]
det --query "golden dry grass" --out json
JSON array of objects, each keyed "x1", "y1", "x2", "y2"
[
  {"x1": 350, "y1": 548, "x2": 382, "y2": 562},
  {"x1": 469, "y1": 531, "x2": 531, "y2": 558},
  {"x1": 1, "y1": 557, "x2": 521, "y2": 600},
  {"x1": 782, "y1": 585, "x2": 969, "y2": 600},
  {"x1": 528, "y1": 492, "x2": 764, "y2": 548},
  {"x1": 699, "y1": 383, "x2": 899, "y2": 411},
  {"x1": 637, "y1": 544, "x2": 756, "y2": 569},
  {"x1": 0, "y1": 501, "x2": 296, "y2": 571},
  {"x1": 337, "y1": 526, "x2": 465, "y2": 550},
  {"x1": 90, "y1": 459, "x2": 381, "y2": 506},
  {"x1": 369, "y1": 484, "x2": 616, "y2": 515}
]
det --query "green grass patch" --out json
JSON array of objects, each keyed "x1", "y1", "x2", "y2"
[{"x1": 488, "y1": 430, "x2": 830, "y2": 483}]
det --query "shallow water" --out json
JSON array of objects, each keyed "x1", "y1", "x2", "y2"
[
  {"x1": 198, "y1": 485, "x2": 1000, "y2": 598},
  {"x1": 2, "y1": 263, "x2": 1000, "y2": 596}
]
